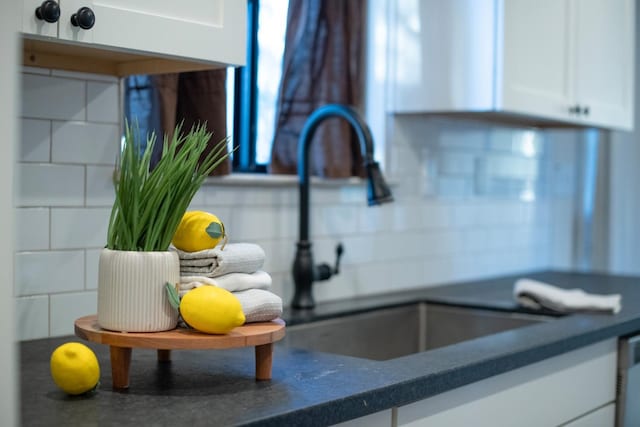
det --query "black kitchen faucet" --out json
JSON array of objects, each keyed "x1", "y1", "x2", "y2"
[{"x1": 291, "y1": 104, "x2": 393, "y2": 309}]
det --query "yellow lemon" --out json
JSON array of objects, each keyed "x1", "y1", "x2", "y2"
[
  {"x1": 50, "y1": 342, "x2": 100, "y2": 395},
  {"x1": 172, "y1": 210, "x2": 226, "y2": 252},
  {"x1": 180, "y1": 286, "x2": 245, "y2": 334}
]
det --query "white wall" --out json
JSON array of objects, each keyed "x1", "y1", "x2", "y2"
[
  {"x1": 2, "y1": 2, "x2": 19, "y2": 425},
  {"x1": 15, "y1": 69, "x2": 579, "y2": 340}
]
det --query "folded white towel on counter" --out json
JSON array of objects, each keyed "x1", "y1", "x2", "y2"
[
  {"x1": 179, "y1": 270, "x2": 272, "y2": 295},
  {"x1": 234, "y1": 289, "x2": 283, "y2": 323},
  {"x1": 174, "y1": 243, "x2": 265, "y2": 277},
  {"x1": 514, "y1": 278, "x2": 622, "y2": 314}
]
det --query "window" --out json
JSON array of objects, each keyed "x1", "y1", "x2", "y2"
[
  {"x1": 124, "y1": 0, "x2": 289, "y2": 173},
  {"x1": 231, "y1": 0, "x2": 289, "y2": 173}
]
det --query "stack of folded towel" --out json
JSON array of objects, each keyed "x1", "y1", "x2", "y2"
[
  {"x1": 173, "y1": 243, "x2": 283, "y2": 323},
  {"x1": 514, "y1": 278, "x2": 622, "y2": 314}
]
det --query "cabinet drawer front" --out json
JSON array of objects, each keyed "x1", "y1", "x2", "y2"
[
  {"x1": 562, "y1": 403, "x2": 615, "y2": 427},
  {"x1": 397, "y1": 339, "x2": 617, "y2": 427}
]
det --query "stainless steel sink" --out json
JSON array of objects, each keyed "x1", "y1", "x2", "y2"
[{"x1": 280, "y1": 303, "x2": 552, "y2": 361}]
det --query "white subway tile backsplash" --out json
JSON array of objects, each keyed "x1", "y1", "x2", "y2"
[
  {"x1": 16, "y1": 296, "x2": 49, "y2": 340},
  {"x1": 51, "y1": 69, "x2": 119, "y2": 83},
  {"x1": 50, "y1": 291, "x2": 97, "y2": 336},
  {"x1": 15, "y1": 72, "x2": 576, "y2": 339},
  {"x1": 253, "y1": 239, "x2": 295, "y2": 275},
  {"x1": 15, "y1": 250, "x2": 85, "y2": 296},
  {"x1": 480, "y1": 155, "x2": 539, "y2": 179},
  {"x1": 439, "y1": 129, "x2": 487, "y2": 150},
  {"x1": 392, "y1": 231, "x2": 427, "y2": 260},
  {"x1": 358, "y1": 203, "x2": 393, "y2": 233},
  {"x1": 269, "y1": 271, "x2": 290, "y2": 302},
  {"x1": 85, "y1": 249, "x2": 102, "y2": 290},
  {"x1": 337, "y1": 234, "x2": 378, "y2": 265},
  {"x1": 22, "y1": 74, "x2": 86, "y2": 120},
  {"x1": 354, "y1": 263, "x2": 392, "y2": 295},
  {"x1": 205, "y1": 186, "x2": 296, "y2": 207},
  {"x1": 391, "y1": 202, "x2": 425, "y2": 232},
  {"x1": 16, "y1": 208, "x2": 49, "y2": 251},
  {"x1": 20, "y1": 119, "x2": 51, "y2": 162},
  {"x1": 229, "y1": 206, "x2": 291, "y2": 241},
  {"x1": 52, "y1": 121, "x2": 119, "y2": 164},
  {"x1": 422, "y1": 255, "x2": 456, "y2": 286},
  {"x1": 85, "y1": 166, "x2": 116, "y2": 207},
  {"x1": 389, "y1": 259, "x2": 425, "y2": 291},
  {"x1": 17, "y1": 163, "x2": 85, "y2": 207},
  {"x1": 312, "y1": 205, "x2": 359, "y2": 238},
  {"x1": 437, "y1": 177, "x2": 472, "y2": 198},
  {"x1": 87, "y1": 81, "x2": 119, "y2": 123},
  {"x1": 439, "y1": 152, "x2": 476, "y2": 175},
  {"x1": 450, "y1": 203, "x2": 477, "y2": 228},
  {"x1": 421, "y1": 203, "x2": 452, "y2": 229},
  {"x1": 314, "y1": 267, "x2": 358, "y2": 303},
  {"x1": 51, "y1": 208, "x2": 111, "y2": 249},
  {"x1": 463, "y1": 228, "x2": 489, "y2": 253}
]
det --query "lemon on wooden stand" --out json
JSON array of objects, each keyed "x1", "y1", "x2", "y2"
[
  {"x1": 50, "y1": 342, "x2": 100, "y2": 395},
  {"x1": 172, "y1": 210, "x2": 226, "y2": 252},
  {"x1": 166, "y1": 284, "x2": 245, "y2": 334}
]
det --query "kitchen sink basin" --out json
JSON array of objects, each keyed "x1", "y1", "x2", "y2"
[{"x1": 280, "y1": 303, "x2": 553, "y2": 361}]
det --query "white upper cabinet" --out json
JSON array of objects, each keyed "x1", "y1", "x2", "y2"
[
  {"x1": 389, "y1": 0, "x2": 635, "y2": 131},
  {"x1": 22, "y1": 0, "x2": 246, "y2": 75}
]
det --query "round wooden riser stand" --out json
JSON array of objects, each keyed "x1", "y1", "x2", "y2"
[{"x1": 74, "y1": 315, "x2": 286, "y2": 389}]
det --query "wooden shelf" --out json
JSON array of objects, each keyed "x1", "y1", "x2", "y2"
[{"x1": 22, "y1": 38, "x2": 225, "y2": 77}]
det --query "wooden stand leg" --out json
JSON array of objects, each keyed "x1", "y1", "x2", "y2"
[
  {"x1": 157, "y1": 349, "x2": 171, "y2": 362},
  {"x1": 110, "y1": 346, "x2": 132, "y2": 389},
  {"x1": 255, "y1": 343, "x2": 273, "y2": 381}
]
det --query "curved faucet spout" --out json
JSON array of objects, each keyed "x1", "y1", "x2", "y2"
[
  {"x1": 292, "y1": 104, "x2": 393, "y2": 309},
  {"x1": 297, "y1": 104, "x2": 393, "y2": 241}
]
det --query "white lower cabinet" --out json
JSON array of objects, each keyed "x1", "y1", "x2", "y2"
[
  {"x1": 562, "y1": 403, "x2": 616, "y2": 427},
  {"x1": 333, "y1": 409, "x2": 393, "y2": 427},
  {"x1": 396, "y1": 339, "x2": 617, "y2": 427}
]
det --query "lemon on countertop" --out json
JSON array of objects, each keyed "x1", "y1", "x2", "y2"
[
  {"x1": 50, "y1": 342, "x2": 100, "y2": 395},
  {"x1": 166, "y1": 284, "x2": 245, "y2": 334},
  {"x1": 172, "y1": 210, "x2": 226, "y2": 252}
]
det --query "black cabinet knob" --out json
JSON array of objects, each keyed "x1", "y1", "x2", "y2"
[
  {"x1": 35, "y1": 0, "x2": 60, "y2": 23},
  {"x1": 70, "y1": 7, "x2": 95, "y2": 30},
  {"x1": 582, "y1": 106, "x2": 590, "y2": 116}
]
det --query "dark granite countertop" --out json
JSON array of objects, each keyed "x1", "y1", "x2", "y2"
[{"x1": 20, "y1": 270, "x2": 640, "y2": 426}]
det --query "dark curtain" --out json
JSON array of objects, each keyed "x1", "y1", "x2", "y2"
[
  {"x1": 152, "y1": 69, "x2": 230, "y2": 175},
  {"x1": 269, "y1": 0, "x2": 366, "y2": 177}
]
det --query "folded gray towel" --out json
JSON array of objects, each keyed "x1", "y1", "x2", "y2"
[
  {"x1": 179, "y1": 270, "x2": 272, "y2": 295},
  {"x1": 234, "y1": 289, "x2": 283, "y2": 323},
  {"x1": 174, "y1": 243, "x2": 265, "y2": 277}
]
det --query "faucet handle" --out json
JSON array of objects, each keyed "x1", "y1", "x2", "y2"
[
  {"x1": 314, "y1": 243, "x2": 345, "y2": 281},
  {"x1": 333, "y1": 243, "x2": 344, "y2": 275}
]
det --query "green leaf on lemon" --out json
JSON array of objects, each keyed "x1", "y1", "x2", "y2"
[{"x1": 206, "y1": 221, "x2": 224, "y2": 239}]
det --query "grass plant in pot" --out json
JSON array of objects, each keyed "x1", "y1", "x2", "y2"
[{"x1": 97, "y1": 122, "x2": 228, "y2": 332}]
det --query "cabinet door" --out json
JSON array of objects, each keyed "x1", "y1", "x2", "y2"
[
  {"x1": 499, "y1": 0, "x2": 575, "y2": 121},
  {"x1": 573, "y1": 0, "x2": 635, "y2": 130},
  {"x1": 58, "y1": 0, "x2": 246, "y2": 66},
  {"x1": 23, "y1": 0, "x2": 59, "y2": 38},
  {"x1": 388, "y1": 0, "x2": 496, "y2": 112}
]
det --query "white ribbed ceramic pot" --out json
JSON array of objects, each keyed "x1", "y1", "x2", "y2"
[{"x1": 97, "y1": 248, "x2": 179, "y2": 332}]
